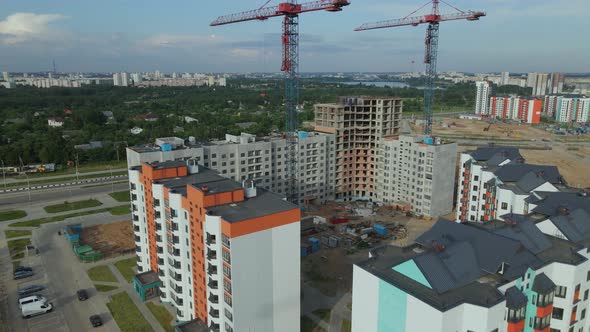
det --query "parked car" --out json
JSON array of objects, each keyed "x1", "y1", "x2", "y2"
[
  {"x1": 13, "y1": 271, "x2": 34, "y2": 280},
  {"x1": 89, "y1": 315, "x2": 103, "y2": 327},
  {"x1": 18, "y1": 285, "x2": 45, "y2": 297},
  {"x1": 14, "y1": 266, "x2": 33, "y2": 273},
  {"x1": 21, "y1": 301, "x2": 52, "y2": 318},
  {"x1": 19, "y1": 295, "x2": 47, "y2": 309},
  {"x1": 77, "y1": 289, "x2": 89, "y2": 301}
]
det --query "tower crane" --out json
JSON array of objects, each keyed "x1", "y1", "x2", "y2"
[
  {"x1": 211, "y1": 0, "x2": 350, "y2": 204},
  {"x1": 355, "y1": 0, "x2": 485, "y2": 136}
]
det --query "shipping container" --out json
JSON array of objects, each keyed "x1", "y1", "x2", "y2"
[
  {"x1": 330, "y1": 217, "x2": 348, "y2": 225},
  {"x1": 300, "y1": 243, "x2": 312, "y2": 257},
  {"x1": 329, "y1": 235, "x2": 341, "y2": 248}
]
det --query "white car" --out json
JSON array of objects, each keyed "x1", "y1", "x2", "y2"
[{"x1": 21, "y1": 299, "x2": 52, "y2": 318}]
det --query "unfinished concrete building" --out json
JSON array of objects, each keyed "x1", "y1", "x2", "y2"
[{"x1": 314, "y1": 96, "x2": 402, "y2": 201}]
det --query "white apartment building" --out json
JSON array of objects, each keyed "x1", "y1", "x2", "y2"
[
  {"x1": 555, "y1": 96, "x2": 590, "y2": 123},
  {"x1": 475, "y1": 81, "x2": 495, "y2": 115},
  {"x1": 127, "y1": 132, "x2": 336, "y2": 205},
  {"x1": 129, "y1": 161, "x2": 300, "y2": 331},
  {"x1": 456, "y1": 147, "x2": 565, "y2": 223},
  {"x1": 378, "y1": 135, "x2": 457, "y2": 217}
]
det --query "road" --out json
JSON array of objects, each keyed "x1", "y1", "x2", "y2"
[
  {"x1": 0, "y1": 182, "x2": 129, "y2": 208},
  {"x1": 1, "y1": 169, "x2": 128, "y2": 185}
]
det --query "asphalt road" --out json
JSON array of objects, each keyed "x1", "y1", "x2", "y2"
[{"x1": 0, "y1": 182, "x2": 129, "y2": 208}]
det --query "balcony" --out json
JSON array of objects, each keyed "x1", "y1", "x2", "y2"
[
  {"x1": 134, "y1": 235, "x2": 141, "y2": 242},
  {"x1": 207, "y1": 250, "x2": 217, "y2": 261},
  {"x1": 208, "y1": 293, "x2": 219, "y2": 304},
  {"x1": 133, "y1": 225, "x2": 140, "y2": 232},
  {"x1": 135, "y1": 245, "x2": 142, "y2": 252},
  {"x1": 208, "y1": 263, "x2": 217, "y2": 276},
  {"x1": 174, "y1": 295, "x2": 184, "y2": 306},
  {"x1": 209, "y1": 308, "x2": 220, "y2": 319},
  {"x1": 206, "y1": 233, "x2": 216, "y2": 245},
  {"x1": 208, "y1": 278, "x2": 218, "y2": 289}
]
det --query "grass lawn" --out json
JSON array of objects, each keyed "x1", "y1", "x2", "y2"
[
  {"x1": 9, "y1": 205, "x2": 131, "y2": 227},
  {"x1": 95, "y1": 284, "x2": 118, "y2": 292},
  {"x1": 109, "y1": 191, "x2": 130, "y2": 202},
  {"x1": 312, "y1": 309, "x2": 332, "y2": 322},
  {"x1": 44, "y1": 199, "x2": 103, "y2": 213},
  {"x1": 109, "y1": 205, "x2": 131, "y2": 216},
  {"x1": 0, "y1": 210, "x2": 27, "y2": 222},
  {"x1": 114, "y1": 257, "x2": 137, "y2": 283},
  {"x1": 8, "y1": 238, "x2": 31, "y2": 259},
  {"x1": 107, "y1": 292, "x2": 154, "y2": 332},
  {"x1": 4, "y1": 230, "x2": 32, "y2": 239},
  {"x1": 341, "y1": 320, "x2": 351, "y2": 332},
  {"x1": 87, "y1": 265, "x2": 118, "y2": 283},
  {"x1": 146, "y1": 302, "x2": 174, "y2": 332},
  {"x1": 301, "y1": 316, "x2": 326, "y2": 332}
]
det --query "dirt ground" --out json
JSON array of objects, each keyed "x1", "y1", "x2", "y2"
[
  {"x1": 521, "y1": 145, "x2": 590, "y2": 188},
  {"x1": 428, "y1": 118, "x2": 554, "y2": 140},
  {"x1": 79, "y1": 220, "x2": 134, "y2": 258}
]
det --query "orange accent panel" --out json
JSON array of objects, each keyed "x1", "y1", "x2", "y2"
[
  {"x1": 507, "y1": 320, "x2": 524, "y2": 332},
  {"x1": 221, "y1": 208, "x2": 300, "y2": 238},
  {"x1": 140, "y1": 172, "x2": 159, "y2": 273},
  {"x1": 536, "y1": 304, "x2": 553, "y2": 317}
]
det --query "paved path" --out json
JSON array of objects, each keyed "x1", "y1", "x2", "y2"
[{"x1": 328, "y1": 292, "x2": 352, "y2": 332}]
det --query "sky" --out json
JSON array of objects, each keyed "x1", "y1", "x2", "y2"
[{"x1": 0, "y1": 0, "x2": 589, "y2": 73}]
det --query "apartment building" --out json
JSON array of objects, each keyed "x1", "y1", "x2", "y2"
[
  {"x1": 314, "y1": 96, "x2": 402, "y2": 202},
  {"x1": 129, "y1": 160, "x2": 300, "y2": 331},
  {"x1": 378, "y1": 135, "x2": 457, "y2": 218},
  {"x1": 475, "y1": 81, "x2": 495, "y2": 115},
  {"x1": 555, "y1": 96, "x2": 590, "y2": 123},
  {"x1": 456, "y1": 147, "x2": 566, "y2": 223},
  {"x1": 127, "y1": 132, "x2": 336, "y2": 205},
  {"x1": 352, "y1": 211, "x2": 590, "y2": 332},
  {"x1": 489, "y1": 96, "x2": 542, "y2": 123}
]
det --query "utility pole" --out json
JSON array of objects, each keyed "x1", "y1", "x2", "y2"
[
  {"x1": 1, "y1": 159, "x2": 6, "y2": 190},
  {"x1": 75, "y1": 153, "x2": 79, "y2": 181},
  {"x1": 19, "y1": 157, "x2": 31, "y2": 201}
]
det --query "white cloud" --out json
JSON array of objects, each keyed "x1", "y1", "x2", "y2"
[{"x1": 0, "y1": 12, "x2": 67, "y2": 44}]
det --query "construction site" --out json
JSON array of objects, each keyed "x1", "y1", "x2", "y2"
[{"x1": 63, "y1": 220, "x2": 135, "y2": 261}]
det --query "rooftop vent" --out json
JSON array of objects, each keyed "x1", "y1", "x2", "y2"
[
  {"x1": 431, "y1": 240, "x2": 446, "y2": 252},
  {"x1": 242, "y1": 180, "x2": 257, "y2": 199},
  {"x1": 201, "y1": 186, "x2": 209, "y2": 193},
  {"x1": 557, "y1": 206, "x2": 570, "y2": 216},
  {"x1": 186, "y1": 159, "x2": 199, "y2": 174},
  {"x1": 536, "y1": 171, "x2": 545, "y2": 178}
]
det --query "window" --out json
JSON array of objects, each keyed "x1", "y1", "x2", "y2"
[
  {"x1": 582, "y1": 309, "x2": 586, "y2": 320},
  {"x1": 224, "y1": 308, "x2": 233, "y2": 321},
  {"x1": 501, "y1": 202, "x2": 508, "y2": 210},
  {"x1": 224, "y1": 279, "x2": 232, "y2": 294},
  {"x1": 223, "y1": 265, "x2": 231, "y2": 279},
  {"x1": 222, "y1": 249, "x2": 231, "y2": 265},
  {"x1": 555, "y1": 285, "x2": 567, "y2": 298},
  {"x1": 553, "y1": 307, "x2": 564, "y2": 320},
  {"x1": 584, "y1": 289, "x2": 588, "y2": 301},
  {"x1": 224, "y1": 293, "x2": 232, "y2": 307},
  {"x1": 537, "y1": 291, "x2": 554, "y2": 307},
  {"x1": 473, "y1": 185, "x2": 478, "y2": 191},
  {"x1": 474, "y1": 176, "x2": 479, "y2": 181}
]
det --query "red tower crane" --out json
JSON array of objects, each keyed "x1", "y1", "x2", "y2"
[
  {"x1": 355, "y1": 0, "x2": 485, "y2": 136},
  {"x1": 211, "y1": 0, "x2": 350, "y2": 204}
]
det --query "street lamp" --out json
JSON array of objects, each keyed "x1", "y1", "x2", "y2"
[{"x1": 0, "y1": 159, "x2": 6, "y2": 190}]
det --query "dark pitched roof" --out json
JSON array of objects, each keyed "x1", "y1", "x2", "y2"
[
  {"x1": 531, "y1": 191, "x2": 590, "y2": 217},
  {"x1": 495, "y1": 164, "x2": 562, "y2": 184},
  {"x1": 494, "y1": 215, "x2": 552, "y2": 254},
  {"x1": 532, "y1": 273, "x2": 555, "y2": 293},
  {"x1": 469, "y1": 147, "x2": 523, "y2": 166},
  {"x1": 505, "y1": 286, "x2": 527, "y2": 308},
  {"x1": 175, "y1": 319, "x2": 208, "y2": 332},
  {"x1": 549, "y1": 209, "x2": 590, "y2": 242}
]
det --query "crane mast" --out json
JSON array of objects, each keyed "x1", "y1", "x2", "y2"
[
  {"x1": 211, "y1": 0, "x2": 349, "y2": 204},
  {"x1": 355, "y1": 0, "x2": 485, "y2": 136}
]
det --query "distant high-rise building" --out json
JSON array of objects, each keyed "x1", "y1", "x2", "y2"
[
  {"x1": 131, "y1": 73, "x2": 142, "y2": 85},
  {"x1": 555, "y1": 96, "x2": 590, "y2": 123},
  {"x1": 48, "y1": 72, "x2": 53, "y2": 79},
  {"x1": 120, "y1": 72, "x2": 129, "y2": 87},
  {"x1": 2, "y1": 71, "x2": 9, "y2": 81},
  {"x1": 549, "y1": 72, "x2": 565, "y2": 94},
  {"x1": 527, "y1": 72, "x2": 549, "y2": 96},
  {"x1": 155, "y1": 70, "x2": 162, "y2": 79},
  {"x1": 172, "y1": 72, "x2": 177, "y2": 79},
  {"x1": 500, "y1": 72, "x2": 510, "y2": 85},
  {"x1": 475, "y1": 81, "x2": 495, "y2": 115},
  {"x1": 113, "y1": 73, "x2": 121, "y2": 86}
]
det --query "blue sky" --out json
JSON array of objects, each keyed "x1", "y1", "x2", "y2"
[{"x1": 0, "y1": 0, "x2": 588, "y2": 73}]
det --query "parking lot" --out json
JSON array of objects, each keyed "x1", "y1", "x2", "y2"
[{"x1": 2, "y1": 215, "x2": 121, "y2": 332}]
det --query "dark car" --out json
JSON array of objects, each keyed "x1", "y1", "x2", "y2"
[
  {"x1": 18, "y1": 284, "x2": 45, "y2": 297},
  {"x1": 89, "y1": 315, "x2": 102, "y2": 327},
  {"x1": 77, "y1": 289, "x2": 89, "y2": 301},
  {"x1": 14, "y1": 266, "x2": 33, "y2": 273},
  {"x1": 13, "y1": 271, "x2": 34, "y2": 280}
]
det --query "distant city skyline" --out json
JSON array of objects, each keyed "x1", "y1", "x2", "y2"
[{"x1": 1, "y1": 0, "x2": 589, "y2": 73}]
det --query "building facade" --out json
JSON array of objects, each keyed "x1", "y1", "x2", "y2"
[
  {"x1": 127, "y1": 133, "x2": 336, "y2": 206},
  {"x1": 378, "y1": 135, "x2": 457, "y2": 217},
  {"x1": 475, "y1": 81, "x2": 495, "y2": 115},
  {"x1": 489, "y1": 96, "x2": 542, "y2": 123},
  {"x1": 456, "y1": 147, "x2": 565, "y2": 223},
  {"x1": 314, "y1": 96, "x2": 402, "y2": 202},
  {"x1": 129, "y1": 161, "x2": 300, "y2": 331}
]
